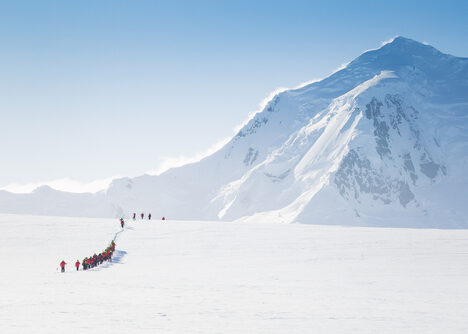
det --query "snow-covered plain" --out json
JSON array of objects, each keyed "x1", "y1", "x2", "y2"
[{"x1": 1, "y1": 213, "x2": 468, "y2": 333}]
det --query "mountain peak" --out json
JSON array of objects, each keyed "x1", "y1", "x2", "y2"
[
  {"x1": 334, "y1": 36, "x2": 467, "y2": 91},
  {"x1": 385, "y1": 36, "x2": 422, "y2": 46},
  {"x1": 294, "y1": 36, "x2": 464, "y2": 102},
  {"x1": 379, "y1": 36, "x2": 438, "y2": 54},
  {"x1": 2, "y1": 37, "x2": 467, "y2": 228},
  {"x1": 354, "y1": 36, "x2": 441, "y2": 64},
  {"x1": 33, "y1": 185, "x2": 56, "y2": 194}
]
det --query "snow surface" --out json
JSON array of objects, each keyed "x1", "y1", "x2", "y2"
[{"x1": 2, "y1": 213, "x2": 468, "y2": 333}]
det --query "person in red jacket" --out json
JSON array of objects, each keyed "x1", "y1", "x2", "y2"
[
  {"x1": 120, "y1": 218, "x2": 124, "y2": 228},
  {"x1": 60, "y1": 260, "x2": 67, "y2": 272},
  {"x1": 75, "y1": 260, "x2": 80, "y2": 271}
]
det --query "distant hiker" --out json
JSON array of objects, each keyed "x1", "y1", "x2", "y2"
[
  {"x1": 133, "y1": 213, "x2": 136, "y2": 220},
  {"x1": 75, "y1": 260, "x2": 80, "y2": 271},
  {"x1": 148, "y1": 213, "x2": 152, "y2": 220},
  {"x1": 83, "y1": 258, "x2": 88, "y2": 270},
  {"x1": 162, "y1": 217, "x2": 165, "y2": 221},
  {"x1": 60, "y1": 260, "x2": 67, "y2": 273},
  {"x1": 141, "y1": 213, "x2": 144, "y2": 219},
  {"x1": 120, "y1": 218, "x2": 124, "y2": 228}
]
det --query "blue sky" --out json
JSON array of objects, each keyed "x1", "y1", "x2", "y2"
[{"x1": 1, "y1": 0, "x2": 467, "y2": 192}]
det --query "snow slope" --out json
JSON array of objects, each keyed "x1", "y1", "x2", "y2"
[
  {"x1": 106, "y1": 37, "x2": 468, "y2": 227},
  {"x1": 1, "y1": 213, "x2": 468, "y2": 333},
  {"x1": 1, "y1": 37, "x2": 467, "y2": 227}
]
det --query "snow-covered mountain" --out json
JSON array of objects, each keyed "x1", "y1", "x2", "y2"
[{"x1": 2, "y1": 37, "x2": 467, "y2": 227}]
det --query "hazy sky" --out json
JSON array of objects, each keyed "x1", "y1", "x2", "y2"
[{"x1": 1, "y1": 0, "x2": 467, "y2": 192}]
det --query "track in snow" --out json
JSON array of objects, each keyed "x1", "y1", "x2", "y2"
[{"x1": 1, "y1": 213, "x2": 468, "y2": 334}]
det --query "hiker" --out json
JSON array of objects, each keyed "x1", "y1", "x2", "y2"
[
  {"x1": 141, "y1": 213, "x2": 144, "y2": 219},
  {"x1": 60, "y1": 260, "x2": 67, "y2": 272},
  {"x1": 120, "y1": 218, "x2": 124, "y2": 228},
  {"x1": 148, "y1": 213, "x2": 152, "y2": 220},
  {"x1": 79, "y1": 240, "x2": 117, "y2": 271},
  {"x1": 133, "y1": 213, "x2": 136, "y2": 220}
]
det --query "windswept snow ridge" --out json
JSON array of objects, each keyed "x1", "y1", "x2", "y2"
[{"x1": 1, "y1": 37, "x2": 467, "y2": 227}]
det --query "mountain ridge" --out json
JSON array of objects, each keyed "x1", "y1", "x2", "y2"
[{"x1": 2, "y1": 37, "x2": 467, "y2": 227}]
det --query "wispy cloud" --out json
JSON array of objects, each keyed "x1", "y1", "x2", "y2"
[
  {"x1": 3, "y1": 38, "x2": 388, "y2": 188},
  {"x1": 148, "y1": 86, "x2": 294, "y2": 176},
  {"x1": 148, "y1": 61, "x2": 355, "y2": 176},
  {"x1": 147, "y1": 136, "x2": 232, "y2": 176},
  {"x1": 381, "y1": 36, "x2": 399, "y2": 46},
  {"x1": 232, "y1": 86, "x2": 290, "y2": 135},
  {"x1": 294, "y1": 79, "x2": 321, "y2": 89},
  {"x1": 360, "y1": 35, "x2": 400, "y2": 54},
  {"x1": 1, "y1": 176, "x2": 119, "y2": 194}
]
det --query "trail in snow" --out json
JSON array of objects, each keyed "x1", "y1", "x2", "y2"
[
  {"x1": 2, "y1": 213, "x2": 468, "y2": 333},
  {"x1": 77, "y1": 220, "x2": 135, "y2": 272},
  {"x1": 113, "y1": 227, "x2": 124, "y2": 242}
]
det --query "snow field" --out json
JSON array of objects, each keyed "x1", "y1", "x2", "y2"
[{"x1": 1, "y1": 213, "x2": 468, "y2": 333}]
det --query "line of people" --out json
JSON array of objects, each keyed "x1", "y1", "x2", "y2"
[
  {"x1": 60, "y1": 240, "x2": 116, "y2": 272},
  {"x1": 131, "y1": 212, "x2": 166, "y2": 221},
  {"x1": 60, "y1": 214, "x2": 167, "y2": 272},
  {"x1": 81, "y1": 240, "x2": 116, "y2": 270},
  {"x1": 132, "y1": 212, "x2": 152, "y2": 220}
]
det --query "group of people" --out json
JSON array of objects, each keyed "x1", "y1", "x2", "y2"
[
  {"x1": 131, "y1": 213, "x2": 166, "y2": 221},
  {"x1": 60, "y1": 240, "x2": 116, "y2": 272},
  {"x1": 132, "y1": 212, "x2": 152, "y2": 220},
  {"x1": 122, "y1": 212, "x2": 167, "y2": 227},
  {"x1": 81, "y1": 240, "x2": 116, "y2": 270},
  {"x1": 60, "y1": 213, "x2": 167, "y2": 273}
]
